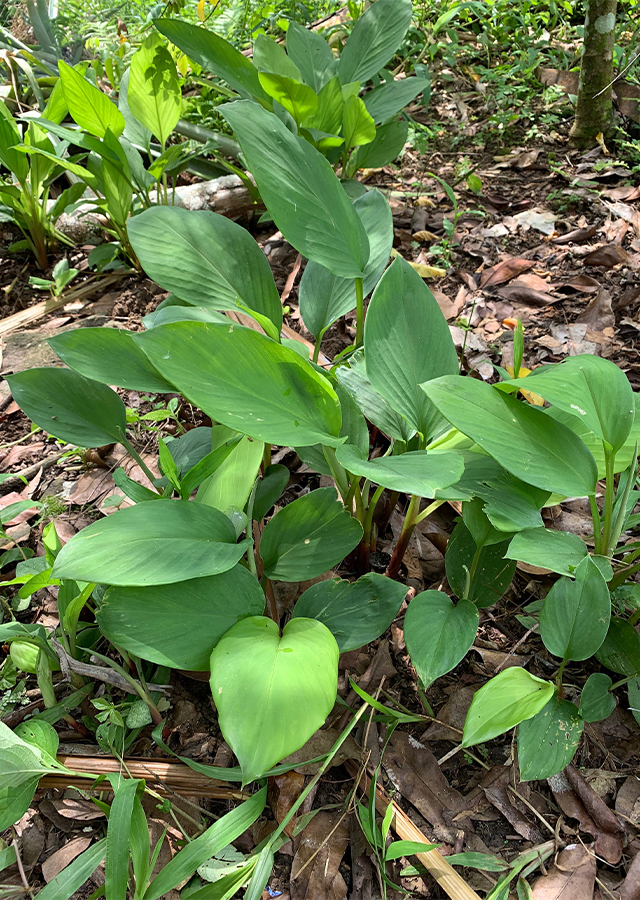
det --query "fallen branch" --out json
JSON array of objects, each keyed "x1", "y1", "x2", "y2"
[{"x1": 346, "y1": 760, "x2": 482, "y2": 900}]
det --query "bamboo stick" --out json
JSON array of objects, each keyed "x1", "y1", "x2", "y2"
[{"x1": 346, "y1": 760, "x2": 482, "y2": 900}]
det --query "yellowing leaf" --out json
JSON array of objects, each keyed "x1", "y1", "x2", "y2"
[
  {"x1": 504, "y1": 364, "x2": 545, "y2": 406},
  {"x1": 389, "y1": 249, "x2": 445, "y2": 278},
  {"x1": 197, "y1": 0, "x2": 206, "y2": 20}
]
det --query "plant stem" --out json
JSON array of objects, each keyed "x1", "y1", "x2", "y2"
[
  {"x1": 589, "y1": 493, "x2": 602, "y2": 554},
  {"x1": 628, "y1": 608, "x2": 640, "y2": 627},
  {"x1": 355, "y1": 277, "x2": 364, "y2": 346},
  {"x1": 119, "y1": 434, "x2": 160, "y2": 490},
  {"x1": 556, "y1": 658, "x2": 567, "y2": 698},
  {"x1": 601, "y1": 449, "x2": 616, "y2": 555},
  {"x1": 414, "y1": 498, "x2": 445, "y2": 526},
  {"x1": 263, "y1": 577, "x2": 279, "y2": 627},
  {"x1": 610, "y1": 674, "x2": 636, "y2": 691},
  {"x1": 385, "y1": 494, "x2": 420, "y2": 579},
  {"x1": 322, "y1": 446, "x2": 350, "y2": 502},
  {"x1": 363, "y1": 485, "x2": 385, "y2": 548},
  {"x1": 263, "y1": 443, "x2": 271, "y2": 470},
  {"x1": 312, "y1": 334, "x2": 322, "y2": 364}
]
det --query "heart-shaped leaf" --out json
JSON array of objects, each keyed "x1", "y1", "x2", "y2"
[
  {"x1": 210, "y1": 616, "x2": 338, "y2": 784},
  {"x1": 7, "y1": 368, "x2": 127, "y2": 447},
  {"x1": 445, "y1": 521, "x2": 516, "y2": 608},
  {"x1": 98, "y1": 565, "x2": 265, "y2": 671},
  {"x1": 260, "y1": 488, "x2": 363, "y2": 582},
  {"x1": 595, "y1": 617, "x2": 640, "y2": 676},
  {"x1": 293, "y1": 573, "x2": 406, "y2": 651},
  {"x1": 462, "y1": 668, "x2": 554, "y2": 747},
  {"x1": 579, "y1": 673, "x2": 616, "y2": 723},
  {"x1": 540, "y1": 556, "x2": 610, "y2": 661},
  {"x1": 404, "y1": 591, "x2": 479, "y2": 689},
  {"x1": 53, "y1": 501, "x2": 246, "y2": 586},
  {"x1": 518, "y1": 694, "x2": 583, "y2": 781}
]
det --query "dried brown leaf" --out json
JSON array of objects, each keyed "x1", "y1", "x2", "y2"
[
  {"x1": 583, "y1": 244, "x2": 632, "y2": 267},
  {"x1": 290, "y1": 810, "x2": 349, "y2": 900},
  {"x1": 530, "y1": 844, "x2": 596, "y2": 899},
  {"x1": 480, "y1": 257, "x2": 535, "y2": 288},
  {"x1": 41, "y1": 837, "x2": 92, "y2": 883}
]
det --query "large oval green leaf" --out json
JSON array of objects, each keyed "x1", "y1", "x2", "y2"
[
  {"x1": 299, "y1": 188, "x2": 393, "y2": 340},
  {"x1": 518, "y1": 695, "x2": 583, "y2": 781},
  {"x1": 53, "y1": 501, "x2": 247, "y2": 586},
  {"x1": 286, "y1": 21, "x2": 335, "y2": 92},
  {"x1": 127, "y1": 206, "x2": 282, "y2": 333},
  {"x1": 336, "y1": 349, "x2": 414, "y2": 442},
  {"x1": 48, "y1": 328, "x2": 175, "y2": 393},
  {"x1": 506, "y1": 527, "x2": 588, "y2": 576},
  {"x1": 365, "y1": 257, "x2": 458, "y2": 442},
  {"x1": 135, "y1": 322, "x2": 342, "y2": 448},
  {"x1": 502, "y1": 355, "x2": 634, "y2": 453},
  {"x1": 595, "y1": 617, "x2": 640, "y2": 676},
  {"x1": 292, "y1": 573, "x2": 407, "y2": 651},
  {"x1": 6, "y1": 367, "x2": 126, "y2": 447},
  {"x1": 97, "y1": 566, "x2": 265, "y2": 671},
  {"x1": 260, "y1": 488, "x2": 363, "y2": 582},
  {"x1": 222, "y1": 100, "x2": 369, "y2": 279},
  {"x1": 404, "y1": 591, "x2": 478, "y2": 689},
  {"x1": 540, "y1": 556, "x2": 610, "y2": 661},
  {"x1": 364, "y1": 76, "x2": 429, "y2": 125},
  {"x1": 210, "y1": 616, "x2": 338, "y2": 784},
  {"x1": 423, "y1": 376, "x2": 598, "y2": 497},
  {"x1": 337, "y1": 0, "x2": 412, "y2": 85},
  {"x1": 335, "y1": 445, "x2": 464, "y2": 497},
  {"x1": 462, "y1": 668, "x2": 554, "y2": 747}
]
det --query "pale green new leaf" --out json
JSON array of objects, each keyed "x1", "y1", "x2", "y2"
[
  {"x1": 196, "y1": 426, "x2": 264, "y2": 512},
  {"x1": 128, "y1": 33, "x2": 181, "y2": 146},
  {"x1": 58, "y1": 61, "x2": 124, "y2": 138},
  {"x1": 462, "y1": 668, "x2": 554, "y2": 747},
  {"x1": 253, "y1": 34, "x2": 301, "y2": 80},
  {"x1": 258, "y1": 72, "x2": 318, "y2": 125},
  {"x1": 342, "y1": 95, "x2": 375, "y2": 149}
]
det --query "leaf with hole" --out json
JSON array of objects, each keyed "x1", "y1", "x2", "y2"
[
  {"x1": 210, "y1": 617, "x2": 338, "y2": 784},
  {"x1": 292, "y1": 573, "x2": 407, "y2": 651},
  {"x1": 404, "y1": 591, "x2": 479, "y2": 689}
]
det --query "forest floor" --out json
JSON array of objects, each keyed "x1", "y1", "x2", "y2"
[{"x1": 2, "y1": 73, "x2": 640, "y2": 900}]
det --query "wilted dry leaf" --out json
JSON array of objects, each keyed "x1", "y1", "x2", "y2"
[
  {"x1": 496, "y1": 283, "x2": 558, "y2": 306},
  {"x1": 270, "y1": 772, "x2": 306, "y2": 838},
  {"x1": 575, "y1": 287, "x2": 615, "y2": 332},
  {"x1": 584, "y1": 244, "x2": 632, "y2": 267},
  {"x1": 480, "y1": 257, "x2": 535, "y2": 288},
  {"x1": 421, "y1": 685, "x2": 480, "y2": 742},
  {"x1": 290, "y1": 810, "x2": 349, "y2": 900},
  {"x1": 548, "y1": 771, "x2": 623, "y2": 864},
  {"x1": 619, "y1": 851, "x2": 640, "y2": 900},
  {"x1": 41, "y1": 837, "x2": 92, "y2": 883},
  {"x1": 482, "y1": 767, "x2": 543, "y2": 844},
  {"x1": 530, "y1": 844, "x2": 596, "y2": 899}
]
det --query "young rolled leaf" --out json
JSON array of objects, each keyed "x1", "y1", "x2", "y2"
[
  {"x1": 423, "y1": 376, "x2": 599, "y2": 497},
  {"x1": 260, "y1": 488, "x2": 363, "y2": 582},
  {"x1": 58, "y1": 61, "x2": 125, "y2": 138},
  {"x1": 128, "y1": 33, "x2": 181, "y2": 146},
  {"x1": 196, "y1": 427, "x2": 264, "y2": 512},
  {"x1": 579, "y1": 673, "x2": 616, "y2": 723},
  {"x1": 253, "y1": 464, "x2": 290, "y2": 522},
  {"x1": 445, "y1": 521, "x2": 516, "y2": 608},
  {"x1": 595, "y1": 617, "x2": 640, "y2": 676},
  {"x1": 135, "y1": 322, "x2": 342, "y2": 448},
  {"x1": 518, "y1": 695, "x2": 583, "y2": 781},
  {"x1": 98, "y1": 565, "x2": 265, "y2": 671},
  {"x1": 506, "y1": 527, "x2": 588, "y2": 577},
  {"x1": 540, "y1": 556, "x2": 610, "y2": 662},
  {"x1": 48, "y1": 328, "x2": 175, "y2": 393},
  {"x1": 53, "y1": 501, "x2": 247, "y2": 586},
  {"x1": 404, "y1": 591, "x2": 479, "y2": 689},
  {"x1": 128, "y1": 206, "x2": 283, "y2": 333},
  {"x1": 365, "y1": 257, "x2": 458, "y2": 442},
  {"x1": 7, "y1": 367, "x2": 127, "y2": 447},
  {"x1": 299, "y1": 188, "x2": 393, "y2": 340},
  {"x1": 337, "y1": 0, "x2": 412, "y2": 85},
  {"x1": 335, "y1": 445, "x2": 464, "y2": 497},
  {"x1": 292, "y1": 573, "x2": 407, "y2": 651},
  {"x1": 155, "y1": 18, "x2": 270, "y2": 103},
  {"x1": 501, "y1": 354, "x2": 634, "y2": 453},
  {"x1": 222, "y1": 100, "x2": 369, "y2": 278},
  {"x1": 210, "y1": 617, "x2": 338, "y2": 784},
  {"x1": 462, "y1": 668, "x2": 554, "y2": 748},
  {"x1": 286, "y1": 21, "x2": 335, "y2": 91}
]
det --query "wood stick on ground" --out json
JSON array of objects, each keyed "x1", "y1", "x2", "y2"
[
  {"x1": 345, "y1": 760, "x2": 482, "y2": 900},
  {"x1": 39, "y1": 756, "x2": 248, "y2": 800}
]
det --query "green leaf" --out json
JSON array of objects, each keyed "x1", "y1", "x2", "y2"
[
  {"x1": 48, "y1": 328, "x2": 174, "y2": 393},
  {"x1": 258, "y1": 73, "x2": 317, "y2": 125},
  {"x1": 106, "y1": 777, "x2": 141, "y2": 900},
  {"x1": 196, "y1": 426, "x2": 264, "y2": 512},
  {"x1": 506, "y1": 527, "x2": 587, "y2": 576},
  {"x1": 352, "y1": 118, "x2": 408, "y2": 169},
  {"x1": 422, "y1": 376, "x2": 598, "y2": 497},
  {"x1": 0, "y1": 103, "x2": 28, "y2": 182},
  {"x1": 58, "y1": 61, "x2": 124, "y2": 138},
  {"x1": 286, "y1": 21, "x2": 335, "y2": 91},
  {"x1": 0, "y1": 722, "x2": 60, "y2": 831},
  {"x1": 98, "y1": 565, "x2": 265, "y2": 671},
  {"x1": 299, "y1": 188, "x2": 393, "y2": 339},
  {"x1": 128, "y1": 33, "x2": 181, "y2": 146},
  {"x1": 579, "y1": 673, "x2": 616, "y2": 723},
  {"x1": 303, "y1": 74, "x2": 344, "y2": 135},
  {"x1": 335, "y1": 445, "x2": 464, "y2": 497},
  {"x1": 336, "y1": 349, "x2": 414, "y2": 442},
  {"x1": 260, "y1": 488, "x2": 363, "y2": 582},
  {"x1": 518, "y1": 695, "x2": 583, "y2": 780},
  {"x1": 595, "y1": 617, "x2": 640, "y2": 676},
  {"x1": 155, "y1": 19, "x2": 269, "y2": 103},
  {"x1": 253, "y1": 465, "x2": 289, "y2": 522},
  {"x1": 7, "y1": 367, "x2": 127, "y2": 447},
  {"x1": 462, "y1": 668, "x2": 554, "y2": 747},
  {"x1": 143, "y1": 788, "x2": 266, "y2": 900},
  {"x1": 385, "y1": 840, "x2": 439, "y2": 861},
  {"x1": 222, "y1": 100, "x2": 369, "y2": 278},
  {"x1": 342, "y1": 95, "x2": 375, "y2": 149},
  {"x1": 35, "y1": 839, "x2": 107, "y2": 900},
  {"x1": 128, "y1": 206, "x2": 283, "y2": 333},
  {"x1": 628, "y1": 677, "x2": 640, "y2": 727},
  {"x1": 292, "y1": 573, "x2": 407, "y2": 651},
  {"x1": 135, "y1": 322, "x2": 342, "y2": 448},
  {"x1": 502, "y1": 355, "x2": 634, "y2": 453},
  {"x1": 404, "y1": 591, "x2": 479, "y2": 689},
  {"x1": 366, "y1": 257, "x2": 458, "y2": 442},
  {"x1": 338, "y1": 0, "x2": 412, "y2": 84},
  {"x1": 364, "y1": 76, "x2": 429, "y2": 125},
  {"x1": 53, "y1": 500, "x2": 247, "y2": 587},
  {"x1": 210, "y1": 617, "x2": 338, "y2": 784},
  {"x1": 14, "y1": 720, "x2": 59, "y2": 760},
  {"x1": 445, "y1": 521, "x2": 516, "y2": 608},
  {"x1": 540, "y1": 557, "x2": 610, "y2": 661},
  {"x1": 253, "y1": 33, "x2": 301, "y2": 80}
]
